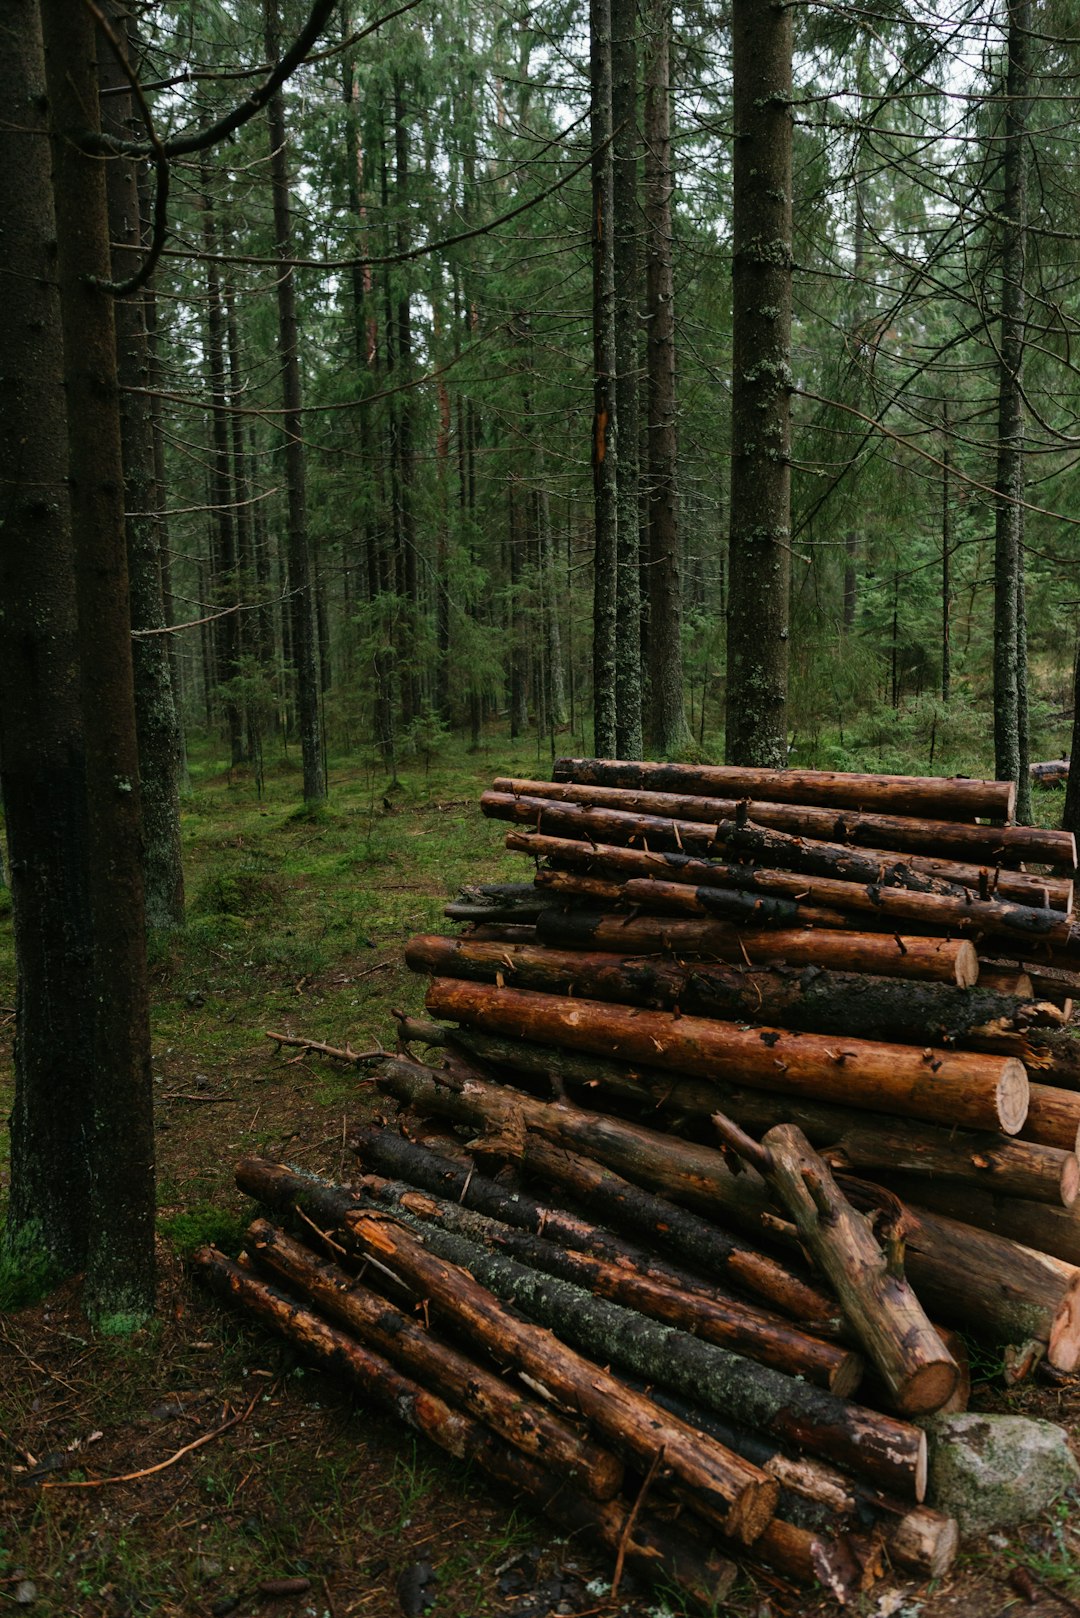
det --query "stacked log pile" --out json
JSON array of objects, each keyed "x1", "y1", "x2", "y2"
[{"x1": 203, "y1": 759, "x2": 1080, "y2": 1607}]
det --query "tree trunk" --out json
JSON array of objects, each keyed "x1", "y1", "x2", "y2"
[
  {"x1": 101, "y1": 10, "x2": 184, "y2": 930},
  {"x1": 40, "y1": 0, "x2": 156, "y2": 1324},
  {"x1": 992, "y1": 0, "x2": 1030, "y2": 807},
  {"x1": 643, "y1": 0, "x2": 689, "y2": 753},
  {"x1": 591, "y1": 0, "x2": 619, "y2": 755},
  {"x1": 0, "y1": 0, "x2": 96, "y2": 1288},
  {"x1": 612, "y1": 0, "x2": 642, "y2": 757},
  {"x1": 743, "y1": 1123, "x2": 957, "y2": 1415},
  {"x1": 197, "y1": 1246, "x2": 739, "y2": 1611},
  {"x1": 725, "y1": 0, "x2": 792, "y2": 766},
  {"x1": 264, "y1": 0, "x2": 326, "y2": 804}
]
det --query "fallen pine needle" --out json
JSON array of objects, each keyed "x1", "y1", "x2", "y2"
[{"x1": 41, "y1": 1385, "x2": 266, "y2": 1490}]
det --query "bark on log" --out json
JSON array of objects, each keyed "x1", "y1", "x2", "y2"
[
  {"x1": 1021, "y1": 1083, "x2": 1080, "y2": 1153},
  {"x1": 371, "y1": 1062, "x2": 1080, "y2": 1362},
  {"x1": 747, "y1": 1123, "x2": 958, "y2": 1415},
  {"x1": 352, "y1": 1122, "x2": 838, "y2": 1325},
  {"x1": 874, "y1": 1177, "x2": 1080, "y2": 1269},
  {"x1": 235, "y1": 1156, "x2": 926, "y2": 1502},
  {"x1": 349, "y1": 1162, "x2": 861, "y2": 1392},
  {"x1": 534, "y1": 908, "x2": 980, "y2": 985},
  {"x1": 638, "y1": 1381, "x2": 957, "y2": 1579},
  {"x1": 244, "y1": 1219, "x2": 624, "y2": 1497},
  {"x1": 523, "y1": 769, "x2": 1078, "y2": 869},
  {"x1": 615, "y1": 869, "x2": 1074, "y2": 952},
  {"x1": 406, "y1": 933, "x2": 1064, "y2": 1054},
  {"x1": 534, "y1": 864, "x2": 852, "y2": 929},
  {"x1": 495, "y1": 780, "x2": 1071, "y2": 907},
  {"x1": 424, "y1": 978, "x2": 1029, "y2": 1135},
  {"x1": 551, "y1": 756, "x2": 1017, "y2": 821},
  {"x1": 194, "y1": 1246, "x2": 737, "y2": 1607}
]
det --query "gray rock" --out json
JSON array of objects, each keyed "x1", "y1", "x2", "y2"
[{"x1": 925, "y1": 1412, "x2": 1080, "y2": 1535}]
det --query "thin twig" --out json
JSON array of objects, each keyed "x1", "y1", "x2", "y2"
[
  {"x1": 41, "y1": 1386, "x2": 266, "y2": 1490},
  {"x1": 611, "y1": 1445, "x2": 665, "y2": 1598},
  {"x1": 265, "y1": 1030, "x2": 382, "y2": 1064}
]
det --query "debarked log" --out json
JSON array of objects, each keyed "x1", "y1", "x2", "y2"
[
  {"x1": 194, "y1": 1246, "x2": 738, "y2": 1607},
  {"x1": 1021, "y1": 1084, "x2": 1080, "y2": 1153},
  {"x1": 347, "y1": 1162, "x2": 861, "y2": 1393},
  {"x1": 550, "y1": 756, "x2": 1016, "y2": 822},
  {"x1": 534, "y1": 908, "x2": 980, "y2": 986},
  {"x1": 872, "y1": 1177, "x2": 1080, "y2": 1270},
  {"x1": 235, "y1": 1157, "x2": 926, "y2": 1503},
  {"x1": 423, "y1": 978, "x2": 1030, "y2": 1136},
  {"x1": 244, "y1": 1218, "x2": 624, "y2": 1498}
]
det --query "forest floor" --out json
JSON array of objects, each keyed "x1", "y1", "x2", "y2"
[{"x1": 4, "y1": 728, "x2": 1080, "y2": 1618}]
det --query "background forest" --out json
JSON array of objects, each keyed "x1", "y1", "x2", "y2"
[{"x1": 141, "y1": 0, "x2": 1080, "y2": 800}]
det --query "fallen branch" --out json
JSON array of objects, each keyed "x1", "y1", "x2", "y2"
[
  {"x1": 264, "y1": 1030, "x2": 382, "y2": 1065},
  {"x1": 41, "y1": 1385, "x2": 266, "y2": 1489}
]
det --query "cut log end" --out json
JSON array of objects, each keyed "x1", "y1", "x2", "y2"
[
  {"x1": 889, "y1": 1509, "x2": 960, "y2": 1580},
  {"x1": 914, "y1": 1429, "x2": 929, "y2": 1503},
  {"x1": 998, "y1": 1059, "x2": 1031, "y2": 1136},
  {"x1": 829, "y1": 1352, "x2": 866, "y2": 1401},
  {"x1": 898, "y1": 1358, "x2": 961, "y2": 1418},
  {"x1": 956, "y1": 941, "x2": 980, "y2": 988},
  {"x1": 1047, "y1": 1271, "x2": 1080, "y2": 1372},
  {"x1": 727, "y1": 1475, "x2": 782, "y2": 1546},
  {"x1": 1063, "y1": 1155, "x2": 1080, "y2": 1209}
]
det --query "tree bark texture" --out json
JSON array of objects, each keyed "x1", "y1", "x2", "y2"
[
  {"x1": 236, "y1": 1157, "x2": 925, "y2": 1502},
  {"x1": 612, "y1": 0, "x2": 642, "y2": 757},
  {"x1": 748, "y1": 1124, "x2": 957, "y2": 1414},
  {"x1": 264, "y1": 0, "x2": 326, "y2": 804},
  {"x1": 247, "y1": 1219, "x2": 624, "y2": 1496},
  {"x1": 0, "y1": 0, "x2": 96, "y2": 1282},
  {"x1": 349, "y1": 1163, "x2": 860, "y2": 1391},
  {"x1": 234, "y1": 1161, "x2": 780, "y2": 1542},
  {"x1": 643, "y1": 0, "x2": 689, "y2": 753},
  {"x1": 553, "y1": 755, "x2": 1019, "y2": 821},
  {"x1": 100, "y1": 10, "x2": 184, "y2": 931},
  {"x1": 424, "y1": 978, "x2": 1029, "y2": 1135},
  {"x1": 198, "y1": 1246, "x2": 738, "y2": 1608},
  {"x1": 39, "y1": 0, "x2": 157, "y2": 1323},
  {"x1": 590, "y1": 0, "x2": 619, "y2": 756},
  {"x1": 993, "y1": 0, "x2": 1030, "y2": 803},
  {"x1": 725, "y1": 0, "x2": 793, "y2": 767},
  {"x1": 534, "y1": 907, "x2": 980, "y2": 983}
]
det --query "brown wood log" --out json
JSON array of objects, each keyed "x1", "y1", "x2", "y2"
[
  {"x1": 495, "y1": 779, "x2": 1073, "y2": 907},
  {"x1": 732, "y1": 1122, "x2": 958, "y2": 1415},
  {"x1": 534, "y1": 907, "x2": 980, "y2": 985},
  {"x1": 1021, "y1": 1083, "x2": 1080, "y2": 1153},
  {"x1": 194, "y1": 1246, "x2": 737, "y2": 1608},
  {"x1": 244, "y1": 1218, "x2": 625, "y2": 1498},
  {"x1": 979, "y1": 965, "x2": 1036, "y2": 997},
  {"x1": 424, "y1": 978, "x2": 1030, "y2": 1135},
  {"x1": 236, "y1": 1156, "x2": 926, "y2": 1504},
  {"x1": 406, "y1": 933, "x2": 1065, "y2": 1057},
  {"x1": 371, "y1": 1063, "x2": 1080, "y2": 1365},
  {"x1": 423, "y1": 1021, "x2": 1075, "y2": 1208},
  {"x1": 234, "y1": 1164, "x2": 783, "y2": 1541},
  {"x1": 634, "y1": 1380, "x2": 957, "y2": 1579},
  {"x1": 550, "y1": 756, "x2": 1017, "y2": 821},
  {"x1": 533, "y1": 864, "x2": 855, "y2": 930},
  {"x1": 466, "y1": 923, "x2": 539, "y2": 944},
  {"x1": 612, "y1": 867, "x2": 1074, "y2": 952},
  {"x1": 889, "y1": 1202, "x2": 1080, "y2": 1370},
  {"x1": 524, "y1": 769, "x2": 1079, "y2": 870},
  {"x1": 348, "y1": 1161, "x2": 862, "y2": 1393},
  {"x1": 873, "y1": 1177, "x2": 1080, "y2": 1269},
  {"x1": 352, "y1": 1122, "x2": 839, "y2": 1330}
]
